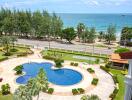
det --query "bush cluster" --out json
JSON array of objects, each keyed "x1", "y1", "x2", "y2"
[
  {"x1": 91, "y1": 78, "x2": 99, "y2": 85},
  {"x1": 87, "y1": 68, "x2": 95, "y2": 73},
  {"x1": 47, "y1": 88, "x2": 54, "y2": 94},
  {"x1": 1, "y1": 83, "x2": 10, "y2": 95},
  {"x1": 72, "y1": 88, "x2": 85, "y2": 95},
  {"x1": 70, "y1": 62, "x2": 78, "y2": 66}
]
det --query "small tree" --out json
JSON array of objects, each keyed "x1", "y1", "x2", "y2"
[
  {"x1": 14, "y1": 65, "x2": 23, "y2": 75},
  {"x1": 62, "y1": 27, "x2": 76, "y2": 43},
  {"x1": 11, "y1": 36, "x2": 17, "y2": 50},
  {"x1": 1, "y1": 83, "x2": 10, "y2": 95},
  {"x1": 54, "y1": 59, "x2": 64, "y2": 68},
  {"x1": 0, "y1": 36, "x2": 11, "y2": 55},
  {"x1": 98, "y1": 31, "x2": 104, "y2": 42},
  {"x1": 105, "y1": 25, "x2": 116, "y2": 44}
]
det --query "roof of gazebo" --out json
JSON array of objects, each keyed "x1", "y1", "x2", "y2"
[
  {"x1": 119, "y1": 52, "x2": 132, "y2": 59},
  {"x1": 110, "y1": 53, "x2": 128, "y2": 64}
]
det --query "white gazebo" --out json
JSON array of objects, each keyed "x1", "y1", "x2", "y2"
[{"x1": 119, "y1": 52, "x2": 132, "y2": 100}]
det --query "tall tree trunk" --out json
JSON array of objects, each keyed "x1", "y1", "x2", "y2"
[{"x1": 37, "y1": 92, "x2": 39, "y2": 100}]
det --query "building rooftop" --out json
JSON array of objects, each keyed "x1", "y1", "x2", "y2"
[
  {"x1": 119, "y1": 52, "x2": 132, "y2": 59},
  {"x1": 110, "y1": 53, "x2": 128, "y2": 64}
]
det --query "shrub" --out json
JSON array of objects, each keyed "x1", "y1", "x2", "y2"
[
  {"x1": 109, "y1": 88, "x2": 119, "y2": 99},
  {"x1": 43, "y1": 55, "x2": 56, "y2": 60},
  {"x1": 87, "y1": 68, "x2": 95, "y2": 73},
  {"x1": 74, "y1": 63, "x2": 78, "y2": 66},
  {"x1": 112, "y1": 75, "x2": 119, "y2": 84},
  {"x1": 114, "y1": 48, "x2": 130, "y2": 53},
  {"x1": 91, "y1": 78, "x2": 99, "y2": 85},
  {"x1": 70, "y1": 62, "x2": 74, "y2": 66},
  {"x1": 72, "y1": 89, "x2": 78, "y2": 95},
  {"x1": 1, "y1": 83, "x2": 10, "y2": 95},
  {"x1": 105, "y1": 62, "x2": 111, "y2": 68},
  {"x1": 4, "y1": 52, "x2": 12, "y2": 56},
  {"x1": 0, "y1": 57, "x2": 8, "y2": 62},
  {"x1": 14, "y1": 65, "x2": 23, "y2": 75},
  {"x1": 95, "y1": 58, "x2": 100, "y2": 64},
  {"x1": 77, "y1": 88, "x2": 85, "y2": 94},
  {"x1": 121, "y1": 70, "x2": 128, "y2": 75},
  {"x1": 10, "y1": 48, "x2": 18, "y2": 52},
  {"x1": 100, "y1": 66, "x2": 110, "y2": 72},
  {"x1": 17, "y1": 53, "x2": 27, "y2": 57},
  {"x1": 47, "y1": 88, "x2": 54, "y2": 94}
]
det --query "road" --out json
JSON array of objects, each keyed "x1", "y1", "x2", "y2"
[{"x1": 17, "y1": 39, "x2": 115, "y2": 55}]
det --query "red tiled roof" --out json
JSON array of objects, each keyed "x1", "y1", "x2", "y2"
[{"x1": 119, "y1": 52, "x2": 132, "y2": 59}]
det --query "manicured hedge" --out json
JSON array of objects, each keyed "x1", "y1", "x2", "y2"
[
  {"x1": 112, "y1": 75, "x2": 119, "y2": 84},
  {"x1": 109, "y1": 88, "x2": 119, "y2": 100},
  {"x1": 91, "y1": 78, "x2": 99, "y2": 85},
  {"x1": 77, "y1": 88, "x2": 85, "y2": 94},
  {"x1": 114, "y1": 48, "x2": 130, "y2": 53},
  {"x1": 0, "y1": 57, "x2": 8, "y2": 62},
  {"x1": 43, "y1": 55, "x2": 56, "y2": 60},
  {"x1": 70, "y1": 62, "x2": 78, "y2": 66},
  {"x1": 72, "y1": 88, "x2": 85, "y2": 95},
  {"x1": 17, "y1": 53, "x2": 27, "y2": 57},
  {"x1": 72, "y1": 89, "x2": 78, "y2": 95},
  {"x1": 100, "y1": 66, "x2": 110, "y2": 72},
  {"x1": 87, "y1": 68, "x2": 95, "y2": 73}
]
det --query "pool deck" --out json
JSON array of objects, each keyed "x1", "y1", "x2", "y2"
[{"x1": 0, "y1": 49, "x2": 115, "y2": 100}]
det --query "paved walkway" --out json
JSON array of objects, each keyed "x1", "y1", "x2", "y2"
[{"x1": 0, "y1": 49, "x2": 115, "y2": 100}]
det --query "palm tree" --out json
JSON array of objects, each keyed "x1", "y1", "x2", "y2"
[
  {"x1": 35, "y1": 68, "x2": 49, "y2": 100},
  {"x1": 77, "y1": 23, "x2": 85, "y2": 42},
  {"x1": 14, "y1": 85, "x2": 32, "y2": 100},
  {"x1": 27, "y1": 78, "x2": 40, "y2": 98}
]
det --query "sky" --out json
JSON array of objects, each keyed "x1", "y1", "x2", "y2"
[{"x1": 0, "y1": 0, "x2": 132, "y2": 13}]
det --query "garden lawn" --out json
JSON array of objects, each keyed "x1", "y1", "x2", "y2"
[
  {"x1": 0, "y1": 46, "x2": 32, "y2": 61},
  {"x1": 0, "y1": 51, "x2": 7, "y2": 60},
  {"x1": 109, "y1": 69, "x2": 125, "y2": 100},
  {"x1": 42, "y1": 50, "x2": 103, "y2": 64},
  {"x1": 0, "y1": 92, "x2": 13, "y2": 100}
]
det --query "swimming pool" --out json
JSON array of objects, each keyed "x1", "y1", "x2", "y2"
[{"x1": 16, "y1": 62, "x2": 82, "y2": 86}]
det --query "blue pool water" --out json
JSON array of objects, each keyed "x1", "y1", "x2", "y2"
[{"x1": 16, "y1": 62, "x2": 82, "y2": 86}]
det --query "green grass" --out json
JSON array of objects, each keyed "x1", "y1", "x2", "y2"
[
  {"x1": 49, "y1": 48, "x2": 108, "y2": 58},
  {"x1": 42, "y1": 50, "x2": 103, "y2": 64},
  {"x1": 0, "y1": 92, "x2": 13, "y2": 100},
  {"x1": 0, "y1": 46, "x2": 32, "y2": 61},
  {"x1": 109, "y1": 69, "x2": 125, "y2": 100}
]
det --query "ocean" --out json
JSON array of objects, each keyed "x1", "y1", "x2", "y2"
[{"x1": 57, "y1": 13, "x2": 132, "y2": 36}]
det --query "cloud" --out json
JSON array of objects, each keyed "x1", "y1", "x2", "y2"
[{"x1": 80, "y1": 0, "x2": 131, "y2": 6}]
